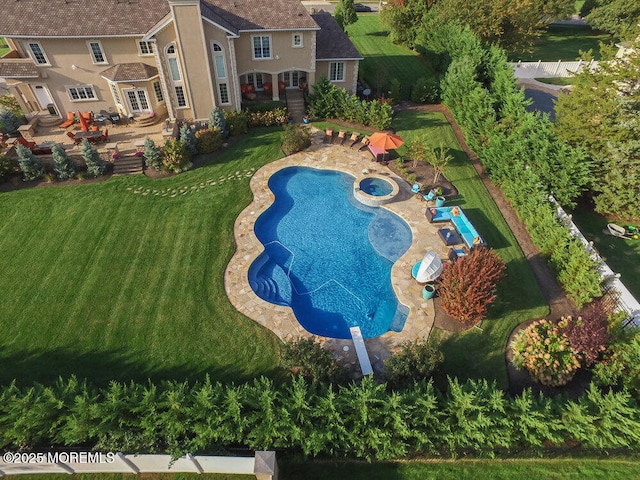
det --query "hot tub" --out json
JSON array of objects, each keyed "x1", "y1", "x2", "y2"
[{"x1": 354, "y1": 174, "x2": 400, "y2": 206}]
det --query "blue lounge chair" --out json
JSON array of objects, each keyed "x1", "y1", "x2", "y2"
[
  {"x1": 423, "y1": 189, "x2": 436, "y2": 202},
  {"x1": 411, "y1": 183, "x2": 421, "y2": 194}
]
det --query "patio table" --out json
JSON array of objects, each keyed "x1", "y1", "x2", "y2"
[{"x1": 74, "y1": 131, "x2": 102, "y2": 139}]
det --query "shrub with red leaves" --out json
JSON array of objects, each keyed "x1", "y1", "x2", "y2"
[
  {"x1": 563, "y1": 299, "x2": 610, "y2": 367},
  {"x1": 437, "y1": 247, "x2": 506, "y2": 325}
]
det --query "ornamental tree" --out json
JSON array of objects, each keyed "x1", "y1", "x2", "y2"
[
  {"x1": 179, "y1": 123, "x2": 198, "y2": 155},
  {"x1": 437, "y1": 247, "x2": 506, "y2": 325},
  {"x1": 563, "y1": 299, "x2": 610, "y2": 367},
  {"x1": 143, "y1": 137, "x2": 162, "y2": 171}
]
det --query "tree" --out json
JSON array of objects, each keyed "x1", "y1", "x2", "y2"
[
  {"x1": 209, "y1": 107, "x2": 228, "y2": 138},
  {"x1": 408, "y1": 135, "x2": 428, "y2": 168},
  {"x1": 80, "y1": 139, "x2": 106, "y2": 177},
  {"x1": 15, "y1": 144, "x2": 44, "y2": 180},
  {"x1": 162, "y1": 138, "x2": 192, "y2": 173},
  {"x1": 383, "y1": 340, "x2": 443, "y2": 389},
  {"x1": 143, "y1": 137, "x2": 162, "y2": 170},
  {"x1": 593, "y1": 329, "x2": 640, "y2": 393},
  {"x1": 380, "y1": 0, "x2": 433, "y2": 49},
  {"x1": 437, "y1": 247, "x2": 506, "y2": 325},
  {"x1": 563, "y1": 299, "x2": 610, "y2": 367},
  {"x1": 280, "y1": 337, "x2": 349, "y2": 384},
  {"x1": 334, "y1": 0, "x2": 358, "y2": 32},
  {"x1": 179, "y1": 123, "x2": 197, "y2": 155},
  {"x1": 0, "y1": 108, "x2": 21, "y2": 135},
  {"x1": 585, "y1": 0, "x2": 640, "y2": 40},
  {"x1": 426, "y1": 142, "x2": 452, "y2": 183},
  {"x1": 52, "y1": 143, "x2": 76, "y2": 180}
]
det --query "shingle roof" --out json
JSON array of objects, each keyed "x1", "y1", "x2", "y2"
[
  {"x1": 312, "y1": 11, "x2": 362, "y2": 60},
  {"x1": 0, "y1": 59, "x2": 40, "y2": 78},
  {"x1": 0, "y1": 0, "x2": 169, "y2": 37},
  {"x1": 201, "y1": 0, "x2": 318, "y2": 31},
  {"x1": 100, "y1": 63, "x2": 158, "y2": 82}
]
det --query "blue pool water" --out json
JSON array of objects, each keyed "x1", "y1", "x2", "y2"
[
  {"x1": 360, "y1": 177, "x2": 393, "y2": 196},
  {"x1": 248, "y1": 167, "x2": 412, "y2": 339}
]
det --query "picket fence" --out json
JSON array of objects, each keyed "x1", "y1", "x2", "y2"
[{"x1": 509, "y1": 59, "x2": 599, "y2": 78}]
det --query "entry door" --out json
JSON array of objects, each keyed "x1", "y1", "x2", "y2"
[
  {"x1": 281, "y1": 71, "x2": 300, "y2": 88},
  {"x1": 32, "y1": 84, "x2": 53, "y2": 109},
  {"x1": 124, "y1": 88, "x2": 151, "y2": 114}
]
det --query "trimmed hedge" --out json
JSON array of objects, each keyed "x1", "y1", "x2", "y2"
[{"x1": 0, "y1": 376, "x2": 638, "y2": 459}]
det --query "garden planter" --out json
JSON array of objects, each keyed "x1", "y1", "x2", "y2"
[
  {"x1": 422, "y1": 283, "x2": 436, "y2": 300},
  {"x1": 435, "y1": 196, "x2": 446, "y2": 207}
]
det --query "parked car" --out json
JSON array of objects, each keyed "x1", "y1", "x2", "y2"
[{"x1": 354, "y1": 3, "x2": 372, "y2": 12}]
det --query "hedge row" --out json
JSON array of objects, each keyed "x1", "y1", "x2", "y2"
[
  {"x1": 433, "y1": 25, "x2": 601, "y2": 307},
  {"x1": 1, "y1": 376, "x2": 639, "y2": 460}
]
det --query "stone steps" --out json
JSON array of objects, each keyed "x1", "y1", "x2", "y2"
[
  {"x1": 113, "y1": 157, "x2": 143, "y2": 175},
  {"x1": 285, "y1": 90, "x2": 306, "y2": 122}
]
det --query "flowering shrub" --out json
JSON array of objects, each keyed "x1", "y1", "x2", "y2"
[
  {"x1": 195, "y1": 127, "x2": 223, "y2": 154},
  {"x1": 224, "y1": 110, "x2": 249, "y2": 136},
  {"x1": 246, "y1": 107, "x2": 289, "y2": 127},
  {"x1": 511, "y1": 318, "x2": 581, "y2": 387},
  {"x1": 281, "y1": 123, "x2": 311, "y2": 155}
]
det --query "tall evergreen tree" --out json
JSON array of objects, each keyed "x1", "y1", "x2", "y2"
[
  {"x1": 209, "y1": 107, "x2": 228, "y2": 138},
  {"x1": 52, "y1": 143, "x2": 76, "y2": 180},
  {"x1": 143, "y1": 137, "x2": 162, "y2": 171},
  {"x1": 80, "y1": 139, "x2": 106, "y2": 177},
  {"x1": 15, "y1": 143, "x2": 44, "y2": 180},
  {"x1": 179, "y1": 123, "x2": 198, "y2": 155},
  {"x1": 334, "y1": 0, "x2": 358, "y2": 32}
]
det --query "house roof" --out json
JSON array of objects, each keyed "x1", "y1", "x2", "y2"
[
  {"x1": 100, "y1": 63, "x2": 159, "y2": 82},
  {"x1": 312, "y1": 11, "x2": 363, "y2": 60},
  {"x1": 0, "y1": 0, "x2": 169, "y2": 38},
  {"x1": 0, "y1": 60, "x2": 40, "y2": 78},
  {"x1": 201, "y1": 0, "x2": 318, "y2": 32}
]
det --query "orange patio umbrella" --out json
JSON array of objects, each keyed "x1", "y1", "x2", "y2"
[
  {"x1": 77, "y1": 111, "x2": 90, "y2": 132},
  {"x1": 369, "y1": 131, "x2": 404, "y2": 150}
]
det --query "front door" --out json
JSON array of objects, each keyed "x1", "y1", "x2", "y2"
[
  {"x1": 32, "y1": 84, "x2": 53, "y2": 110},
  {"x1": 124, "y1": 88, "x2": 151, "y2": 115}
]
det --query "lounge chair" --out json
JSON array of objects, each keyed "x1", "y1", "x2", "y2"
[
  {"x1": 15, "y1": 136, "x2": 36, "y2": 150},
  {"x1": 423, "y1": 189, "x2": 437, "y2": 202},
  {"x1": 358, "y1": 136, "x2": 371, "y2": 151},
  {"x1": 335, "y1": 130, "x2": 347, "y2": 145},
  {"x1": 59, "y1": 112, "x2": 76, "y2": 129},
  {"x1": 411, "y1": 183, "x2": 421, "y2": 194},
  {"x1": 347, "y1": 132, "x2": 360, "y2": 148},
  {"x1": 323, "y1": 128, "x2": 334, "y2": 143}
]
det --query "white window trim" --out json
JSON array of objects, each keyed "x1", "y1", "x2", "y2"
[
  {"x1": 87, "y1": 40, "x2": 108, "y2": 65},
  {"x1": 153, "y1": 81, "x2": 164, "y2": 103},
  {"x1": 26, "y1": 41, "x2": 50, "y2": 66},
  {"x1": 66, "y1": 85, "x2": 97, "y2": 102},
  {"x1": 292, "y1": 33, "x2": 303, "y2": 48},
  {"x1": 137, "y1": 40, "x2": 155, "y2": 57},
  {"x1": 252, "y1": 35, "x2": 272, "y2": 60},
  {"x1": 211, "y1": 42, "x2": 227, "y2": 80},
  {"x1": 109, "y1": 81, "x2": 123, "y2": 106},
  {"x1": 174, "y1": 86, "x2": 188, "y2": 109},
  {"x1": 166, "y1": 43, "x2": 189, "y2": 109},
  {"x1": 329, "y1": 61, "x2": 345, "y2": 82}
]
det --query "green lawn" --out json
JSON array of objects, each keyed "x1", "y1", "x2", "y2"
[
  {"x1": 0, "y1": 128, "x2": 285, "y2": 386},
  {"x1": 0, "y1": 38, "x2": 10, "y2": 58},
  {"x1": 509, "y1": 25, "x2": 611, "y2": 61},
  {"x1": 281, "y1": 458, "x2": 640, "y2": 479},
  {"x1": 347, "y1": 16, "x2": 437, "y2": 98},
  {"x1": 392, "y1": 110, "x2": 548, "y2": 389},
  {"x1": 535, "y1": 77, "x2": 575, "y2": 86},
  {"x1": 571, "y1": 209, "x2": 640, "y2": 298}
]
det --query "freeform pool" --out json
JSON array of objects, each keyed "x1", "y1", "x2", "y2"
[{"x1": 248, "y1": 167, "x2": 412, "y2": 339}]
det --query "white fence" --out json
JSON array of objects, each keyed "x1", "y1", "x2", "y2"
[
  {"x1": 510, "y1": 59, "x2": 599, "y2": 78},
  {"x1": 550, "y1": 196, "x2": 640, "y2": 327},
  {"x1": 0, "y1": 451, "x2": 278, "y2": 479}
]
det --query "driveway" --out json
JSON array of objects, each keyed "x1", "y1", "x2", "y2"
[{"x1": 524, "y1": 88, "x2": 557, "y2": 120}]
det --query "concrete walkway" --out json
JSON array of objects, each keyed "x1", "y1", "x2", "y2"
[{"x1": 224, "y1": 128, "x2": 451, "y2": 374}]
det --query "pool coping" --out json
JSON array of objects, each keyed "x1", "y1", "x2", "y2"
[{"x1": 224, "y1": 129, "x2": 451, "y2": 366}]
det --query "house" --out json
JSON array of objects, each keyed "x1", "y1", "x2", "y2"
[{"x1": 0, "y1": 0, "x2": 362, "y2": 124}]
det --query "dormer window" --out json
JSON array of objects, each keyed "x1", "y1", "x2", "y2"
[
  {"x1": 292, "y1": 33, "x2": 303, "y2": 48},
  {"x1": 87, "y1": 41, "x2": 107, "y2": 65},
  {"x1": 27, "y1": 41, "x2": 49, "y2": 65}
]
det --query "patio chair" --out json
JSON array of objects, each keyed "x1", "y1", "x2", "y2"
[
  {"x1": 423, "y1": 189, "x2": 437, "y2": 202},
  {"x1": 59, "y1": 112, "x2": 76, "y2": 129},
  {"x1": 335, "y1": 130, "x2": 347, "y2": 145},
  {"x1": 15, "y1": 136, "x2": 36, "y2": 150},
  {"x1": 323, "y1": 128, "x2": 334, "y2": 143},
  {"x1": 66, "y1": 131, "x2": 82, "y2": 146},
  {"x1": 347, "y1": 132, "x2": 360, "y2": 148},
  {"x1": 358, "y1": 136, "x2": 371, "y2": 151},
  {"x1": 411, "y1": 183, "x2": 421, "y2": 194},
  {"x1": 100, "y1": 128, "x2": 109, "y2": 143}
]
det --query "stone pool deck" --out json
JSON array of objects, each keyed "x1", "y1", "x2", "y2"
[{"x1": 224, "y1": 129, "x2": 450, "y2": 375}]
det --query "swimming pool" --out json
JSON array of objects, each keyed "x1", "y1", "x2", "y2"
[{"x1": 248, "y1": 167, "x2": 412, "y2": 339}]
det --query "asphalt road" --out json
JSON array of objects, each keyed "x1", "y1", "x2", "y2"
[{"x1": 524, "y1": 88, "x2": 557, "y2": 120}]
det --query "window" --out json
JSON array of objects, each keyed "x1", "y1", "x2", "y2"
[
  {"x1": 212, "y1": 42, "x2": 226, "y2": 79},
  {"x1": 153, "y1": 81, "x2": 164, "y2": 102},
  {"x1": 175, "y1": 86, "x2": 186, "y2": 107},
  {"x1": 292, "y1": 33, "x2": 303, "y2": 48},
  {"x1": 87, "y1": 41, "x2": 107, "y2": 64},
  {"x1": 67, "y1": 85, "x2": 97, "y2": 101},
  {"x1": 218, "y1": 83, "x2": 229, "y2": 104},
  {"x1": 329, "y1": 62, "x2": 345, "y2": 82},
  {"x1": 27, "y1": 42, "x2": 49, "y2": 65},
  {"x1": 138, "y1": 41, "x2": 154, "y2": 56},
  {"x1": 252, "y1": 35, "x2": 271, "y2": 59},
  {"x1": 110, "y1": 83, "x2": 122, "y2": 105}
]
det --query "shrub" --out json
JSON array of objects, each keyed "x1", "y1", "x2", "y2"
[
  {"x1": 384, "y1": 340, "x2": 443, "y2": 390},
  {"x1": 280, "y1": 337, "x2": 349, "y2": 384},
  {"x1": 281, "y1": 124, "x2": 311, "y2": 155},
  {"x1": 195, "y1": 128, "x2": 223, "y2": 154},
  {"x1": 511, "y1": 318, "x2": 581, "y2": 387},
  {"x1": 15, "y1": 144, "x2": 44, "y2": 180},
  {"x1": 593, "y1": 329, "x2": 640, "y2": 393},
  {"x1": 0, "y1": 108, "x2": 21, "y2": 135},
  {"x1": 209, "y1": 107, "x2": 228, "y2": 138},
  {"x1": 243, "y1": 101, "x2": 286, "y2": 113},
  {"x1": 162, "y1": 138, "x2": 191, "y2": 173},
  {"x1": 437, "y1": 247, "x2": 506, "y2": 325},
  {"x1": 411, "y1": 77, "x2": 440, "y2": 104},
  {"x1": 563, "y1": 299, "x2": 610, "y2": 367},
  {"x1": 51, "y1": 143, "x2": 76, "y2": 180},
  {"x1": 224, "y1": 110, "x2": 249, "y2": 136},
  {"x1": 80, "y1": 139, "x2": 106, "y2": 177},
  {"x1": 389, "y1": 78, "x2": 401, "y2": 104},
  {"x1": 0, "y1": 154, "x2": 15, "y2": 182},
  {"x1": 143, "y1": 137, "x2": 162, "y2": 171},
  {"x1": 246, "y1": 107, "x2": 289, "y2": 127},
  {"x1": 179, "y1": 123, "x2": 198, "y2": 155}
]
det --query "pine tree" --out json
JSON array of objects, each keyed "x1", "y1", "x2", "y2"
[
  {"x1": 51, "y1": 143, "x2": 76, "y2": 180},
  {"x1": 15, "y1": 143, "x2": 44, "y2": 180},
  {"x1": 179, "y1": 123, "x2": 198, "y2": 155},
  {"x1": 80, "y1": 139, "x2": 106, "y2": 177},
  {"x1": 334, "y1": 0, "x2": 358, "y2": 31},
  {"x1": 143, "y1": 137, "x2": 162, "y2": 171},
  {"x1": 209, "y1": 107, "x2": 228, "y2": 138},
  {"x1": 0, "y1": 108, "x2": 21, "y2": 135}
]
